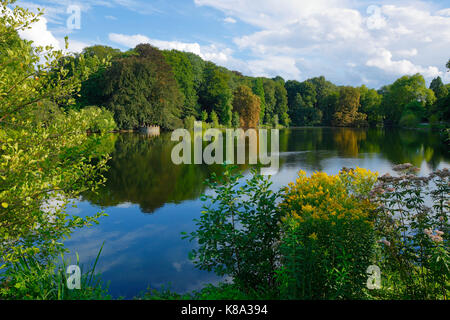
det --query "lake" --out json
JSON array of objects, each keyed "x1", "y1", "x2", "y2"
[{"x1": 64, "y1": 127, "x2": 449, "y2": 298}]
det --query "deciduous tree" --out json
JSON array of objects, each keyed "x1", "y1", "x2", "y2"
[{"x1": 233, "y1": 85, "x2": 261, "y2": 128}]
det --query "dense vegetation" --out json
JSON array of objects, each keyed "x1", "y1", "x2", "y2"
[
  {"x1": 0, "y1": 0, "x2": 448, "y2": 301},
  {"x1": 0, "y1": 0, "x2": 114, "y2": 298},
  {"x1": 73, "y1": 44, "x2": 449, "y2": 131},
  {"x1": 158, "y1": 164, "x2": 448, "y2": 300}
]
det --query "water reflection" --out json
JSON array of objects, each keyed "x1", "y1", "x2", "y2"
[{"x1": 68, "y1": 128, "x2": 448, "y2": 298}]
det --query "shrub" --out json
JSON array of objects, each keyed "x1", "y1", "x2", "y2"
[
  {"x1": 370, "y1": 164, "x2": 449, "y2": 299},
  {"x1": 184, "y1": 165, "x2": 282, "y2": 294},
  {"x1": 81, "y1": 106, "x2": 117, "y2": 133},
  {"x1": 399, "y1": 113, "x2": 419, "y2": 128},
  {"x1": 278, "y1": 168, "x2": 378, "y2": 299}
]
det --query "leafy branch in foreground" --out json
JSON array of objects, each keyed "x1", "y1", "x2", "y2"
[{"x1": 0, "y1": 0, "x2": 115, "y2": 270}]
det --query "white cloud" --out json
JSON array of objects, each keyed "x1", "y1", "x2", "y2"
[
  {"x1": 19, "y1": 16, "x2": 61, "y2": 49},
  {"x1": 195, "y1": 0, "x2": 450, "y2": 86},
  {"x1": 224, "y1": 17, "x2": 236, "y2": 23},
  {"x1": 108, "y1": 33, "x2": 234, "y2": 65},
  {"x1": 247, "y1": 56, "x2": 301, "y2": 79},
  {"x1": 366, "y1": 48, "x2": 440, "y2": 78},
  {"x1": 396, "y1": 48, "x2": 418, "y2": 58}
]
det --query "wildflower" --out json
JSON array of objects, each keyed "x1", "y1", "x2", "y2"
[
  {"x1": 430, "y1": 235, "x2": 443, "y2": 243},
  {"x1": 308, "y1": 233, "x2": 318, "y2": 241}
]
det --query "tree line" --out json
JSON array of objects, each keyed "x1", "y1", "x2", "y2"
[{"x1": 72, "y1": 44, "x2": 449, "y2": 130}]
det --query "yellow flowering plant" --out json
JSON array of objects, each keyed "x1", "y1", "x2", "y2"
[{"x1": 278, "y1": 168, "x2": 378, "y2": 299}]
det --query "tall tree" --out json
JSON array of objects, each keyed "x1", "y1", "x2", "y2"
[
  {"x1": 430, "y1": 76, "x2": 448, "y2": 100},
  {"x1": 198, "y1": 62, "x2": 233, "y2": 126},
  {"x1": 75, "y1": 45, "x2": 125, "y2": 109},
  {"x1": 251, "y1": 78, "x2": 266, "y2": 124},
  {"x1": 332, "y1": 86, "x2": 366, "y2": 127},
  {"x1": 289, "y1": 82, "x2": 321, "y2": 126},
  {"x1": 163, "y1": 50, "x2": 199, "y2": 118},
  {"x1": 359, "y1": 85, "x2": 383, "y2": 126},
  {"x1": 273, "y1": 78, "x2": 290, "y2": 126},
  {"x1": 285, "y1": 80, "x2": 302, "y2": 109},
  {"x1": 233, "y1": 85, "x2": 261, "y2": 128},
  {"x1": 103, "y1": 44, "x2": 183, "y2": 130},
  {"x1": 307, "y1": 76, "x2": 338, "y2": 125},
  {"x1": 263, "y1": 79, "x2": 276, "y2": 124},
  {"x1": 381, "y1": 74, "x2": 436, "y2": 124}
]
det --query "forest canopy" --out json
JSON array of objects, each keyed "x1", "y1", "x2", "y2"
[{"x1": 73, "y1": 44, "x2": 449, "y2": 130}]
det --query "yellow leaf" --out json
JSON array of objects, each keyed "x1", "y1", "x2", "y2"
[{"x1": 1, "y1": 203, "x2": 8, "y2": 208}]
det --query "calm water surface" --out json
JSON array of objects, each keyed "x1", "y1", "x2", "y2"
[{"x1": 65, "y1": 127, "x2": 450, "y2": 298}]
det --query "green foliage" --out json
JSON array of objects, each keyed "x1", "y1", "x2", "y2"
[
  {"x1": 381, "y1": 74, "x2": 436, "y2": 125},
  {"x1": 0, "y1": 1, "x2": 112, "y2": 269},
  {"x1": 263, "y1": 79, "x2": 276, "y2": 124},
  {"x1": 0, "y1": 245, "x2": 110, "y2": 300},
  {"x1": 399, "y1": 113, "x2": 420, "y2": 128},
  {"x1": 103, "y1": 44, "x2": 183, "y2": 130},
  {"x1": 403, "y1": 101, "x2": 426, "y2": 121},
  {"x1": 274, "y1": 80, "x2": 290, "y2": 126},
  {"x1": 359, "y1": 85, "x2": 383, "y2": 126},
  {"x1": 430, "y1": 77, "x2": 448, "y2": 100},
  {"x1": 185, "y1": 166, "x2": 282, "y2": 293},
  {"x1": 201, "y1": 110, "x2": 208, "y2": 122},
  {"x1": 141, "y1": 283, "x2": 270, "y2": 300},
  {"x1": 163, "y1": 49, "x2": 199, "y2": 118},
  {"x1": 210, "y1": 110, "x2": 219, "y2": 127},
  {"x1": 278, "y1": 168, "x2": 378, "y2": 299},
  {"x1": 198, "y1": 62, "x2": 233, "y2": 126},
  {"x1": 371, "y1": 165, "x2": 449, "y2": 299},
  {"x1": 332, "y1": 87, "x2": 367, "y2": 127},
  {"x1": 251, "y1": 78, "x2": 266, "y2": 123},
  {"x1": 271, "y1": 114, "x2": 279, "y2": 128},
  {"x1": 81, "y1": 106, "x2": 116, "y2": 133},
  {"x1": 232, "y1": 112, "x2": 240, "y2": 128},
  {"x1": 183, "y1": 115, "x2": 196, "y2": 131},
  {"x1": 232, "y1": 85, "x2": 261, "y2": 128}
]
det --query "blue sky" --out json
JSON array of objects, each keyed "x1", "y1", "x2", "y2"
[{"x1": 16, "y1": 0, "x2": 450, "y2": 88}]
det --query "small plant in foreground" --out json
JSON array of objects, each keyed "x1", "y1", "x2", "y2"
[
  {"x1": 278, "y1": 168, "x2": 378, "y2": 299},
  {"x1": 370, "y1": 164, "x2": 449, "y2": 300},
  {"x1": 184, "y1": 165, "x2": 282, "y2": 295}
]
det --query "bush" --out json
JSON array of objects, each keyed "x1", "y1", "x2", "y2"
[
  {"x1": 278, "y1": 168, "x2": 378, "y2": 299},
  {"x1": 80, "y1": 106, "x2": 117, "y2": 133},
  {"x1": 370, "y1": 164, "x2": 449, "y2": 299},
  {"x1": 399, "y1": 113, "x2": 419, "y2": 128},
  {"x1": 185, "y1": 165, "x2": 282, "y2": 294}
]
